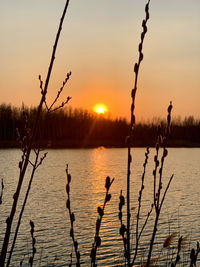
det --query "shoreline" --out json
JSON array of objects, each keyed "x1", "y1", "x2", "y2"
[{"x1": 0, "y1": 140, "x2": 200, "y2": 149}]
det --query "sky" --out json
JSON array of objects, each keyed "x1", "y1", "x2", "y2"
[{"x1": 0, "y1": 0, "x2": 200, "y2": 121}]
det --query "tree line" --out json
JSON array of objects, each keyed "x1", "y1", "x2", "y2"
[{"x1": 0, "y1": 103, "x2": 199, "y2": 148}]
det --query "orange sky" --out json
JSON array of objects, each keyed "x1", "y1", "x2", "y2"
[{"x1": 0, "y1": 0, "x2": 200, "y2": 121}]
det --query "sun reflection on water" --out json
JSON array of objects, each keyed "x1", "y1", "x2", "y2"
[{"x1": 89, "y1": 147, "x2": 108, "y2": 206}]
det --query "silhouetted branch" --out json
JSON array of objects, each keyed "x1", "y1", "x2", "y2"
[
  {"x1": 171, "y1": 236, "x2": 183, "y2": 267},
  {"x1": 39, "y1": 75, "x2": 49, "y2": 111},
  {"x1": 66, "y1": 165, "x2": 80, "y2": 266},
  {"x1": 190, "y1": 242, "x2": 200, "y2": 267},
  {"x1": 119, "y1": 190, "x2": 127, "y2": 263},
  {"x1": 29, "y1": 220, "x2": 36, "y2": 267},
  {"x1": 132, "y1": 147, "x2": 151, "y2": 265},
  {"x1": 90, "y1": 176, "x2": 114, "y2": 267},
  {"x1": 0, "y1": 1, "x2": 71, "y2": 265},
  {"x1": 0, "y1": 179, "x2": 4, "y2": 206},
  {"x1": 160, "y1": 174, "x2": 174, "y2": 210},
  {"x1": 49, "y1": 96, "x2": 71, "y2": 113},
  {"x1": 7, "y1": 149, "x2": 40, "y2": 266},
  {"x1": 146, "y1": 102, "x2": 174, "y2": 267},
  {"x1": 126, "y1": 0, "x2": 151, "y2": 265},
  {"x1": 35, "y1": 152, "x2": 48, "y2": 170},
  {"x1": 48, "y1": 71, "x2": 72, "y2": 112},
  {"x1": 138, "y1": 204, "x2": 153, "y2": 242}
]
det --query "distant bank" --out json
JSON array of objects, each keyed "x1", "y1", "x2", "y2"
[{"x1": 0, "y1": 104, "x2": 200, "y2": 149}]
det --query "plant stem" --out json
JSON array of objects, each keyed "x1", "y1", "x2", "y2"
[
  {"x1": 0, "y1": 1, "x2": 70, "y2": 265},
  {"x1": 6, "y1": 151, "x2": 40, "y2": 266},
  {"x1": 126, "y1": 1, "x2": 150, "y2": 265}
]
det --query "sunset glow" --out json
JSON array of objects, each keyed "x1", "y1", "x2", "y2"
[
  {"x1": 93, "y1": 104, "x2": 107, "y2": 115},
  {"x1": 0, "y1": 1, "x2": 199, "y2": 120}
]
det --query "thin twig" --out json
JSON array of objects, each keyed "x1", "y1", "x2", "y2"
[
  {"x1": 160, "y1": 174, "x2": 174, "y2": 210},
  {"x1": 35, "y1": 152, "x2": 48, "y2": 170},
  {"x1": 49, "y1": 96, "x2": 71, "y2": 113},
  {"x1": 138, "y1": 204, "x2": 154, "y2": 242},
  {"x1": 48, "y1": 71, "x2": 72, "y2": 112},
  {"x1": 171, "y1": 237, "x2": 183, "y2": 267},
  {"x1": 0, "y1": 179, "x2": 4, "y2": 206},
  {"x1": 39, "y1": 75, "x2": 49, "y2": 111}
]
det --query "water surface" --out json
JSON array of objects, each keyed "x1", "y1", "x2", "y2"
[{"x1": 0, "y1": 148, "x2": 199, "y2": 266}]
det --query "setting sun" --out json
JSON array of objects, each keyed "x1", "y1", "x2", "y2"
[{"x1": 93, "y1": 104, "x2": 108, "y2": 115}]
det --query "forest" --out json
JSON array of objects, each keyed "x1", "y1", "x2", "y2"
[{"x1": 0, "y1": 103, "x2": 199, "y2": 148}]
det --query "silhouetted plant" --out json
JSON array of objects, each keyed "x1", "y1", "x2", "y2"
[
  {"x1": 119, "y1": 147, "x2": 154, "y2": 266},
  {"x1": 119, "y1": 190, "x2": 127, "y2": 264},
  {"x1": 190, "y1": 242, "x2": 200, "y2": 267},
  {"x1": 65, "y1": 168, "x2": 114, "y2": 267},
  {"x1": 29, "y1": 220, "x2": 36, "y2": 267},
  {"x1": 7, "y1": 149, "x2": 48, "y2": 266},
  {"x1": 0, "y1": 0, "x2": 199, "y2": 266},
  {"x1": 0, "y1": 179, "x2": 4, "y2": 206},
  {"x1": 65, "y1": 165, "x2": 80, "y2": 267},
  {"x1": 146, "y1": 102, "x2": 174, "y2": 267},
  {"x1": 0, "y1": 1, "x2": 71, "y2": 266},
  {"x1": 170, "y1": 236, "x2": 183, "y2": 267},
  {"x1": 132, "y1": 147, "x2": 151, "y2": 264},
  {"x1": 126, "y1": 0, "x2": 151, "y2": 264},
  {"x1": 90, "y1": 176, "x2": 114, "y2": 267}
]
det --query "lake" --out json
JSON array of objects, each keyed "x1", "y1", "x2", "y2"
[{"x1": 0, "y1": 148, "x2": 200, "y2": 266}]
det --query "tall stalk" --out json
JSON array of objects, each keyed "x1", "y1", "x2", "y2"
[
  {"x1": 146, "y1": 102, "x2": 174, "y2": 266},
  {"x1": 6, "y1": 150, "x2": 47, "y2": 266},
  {"x1": 126, "y1": 1, "x2": 151, "y2": 265},
  {"x1": 0, "y1": 1, "x2": 70, "y2": 265}
]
